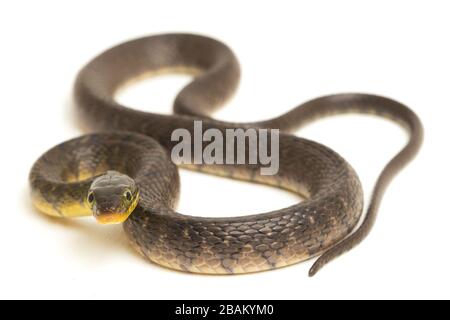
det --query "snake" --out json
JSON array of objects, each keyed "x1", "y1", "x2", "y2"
[{"x1": 29, "y1": 34, "x2": 423, "y2": 276}]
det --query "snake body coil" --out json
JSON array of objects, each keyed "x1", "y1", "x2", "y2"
[{"x1": 29, "y1": 34, "x2": 423, "y2": 275}]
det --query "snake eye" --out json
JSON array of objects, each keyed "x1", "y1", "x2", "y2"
[
  {"x1": 87, "y1": 192, "x2": 95, "y2": 204},
  {"x1": 125, "y1": 190, "x2": 132, "y2": 201}
]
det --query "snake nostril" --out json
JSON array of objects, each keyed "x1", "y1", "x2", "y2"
[{"x1": 103, "y1": 206, "x2": 118, "y2": 213}]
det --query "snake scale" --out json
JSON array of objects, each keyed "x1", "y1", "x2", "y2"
[{"x1": 29, "y1": 34, "x2": 423, "y2": 276}]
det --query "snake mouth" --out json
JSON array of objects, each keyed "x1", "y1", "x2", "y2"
[{"x1": 94, "y1": 212, "x2": 130, "y2": 225}]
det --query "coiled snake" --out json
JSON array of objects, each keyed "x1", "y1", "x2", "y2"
[{"x1": 29, "y1": 34, "x2": 423, "y2": 276}]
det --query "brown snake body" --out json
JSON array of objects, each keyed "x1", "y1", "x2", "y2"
[{"x1": 29, "y1": 34, "x2": 423, "y2": 275}]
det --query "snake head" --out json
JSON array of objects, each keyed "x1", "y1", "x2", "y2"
[{"x1": 87, "y1": 171, "x2": 139, "y2": 224}]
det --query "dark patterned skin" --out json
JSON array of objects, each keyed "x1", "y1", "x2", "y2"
[
  {"x1": 30, "y1": 34, "x2": 423, "y2": 275},
  {"x1": 30, "y1": 131, "x2": 363, "y2": 274},
  {"x1": 125, "y1": 134, "x2": 363, "y2": 274}
]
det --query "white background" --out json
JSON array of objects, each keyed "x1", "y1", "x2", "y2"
[{"x1": 0, "y1": 0, "x2": 448, "y2": 299}]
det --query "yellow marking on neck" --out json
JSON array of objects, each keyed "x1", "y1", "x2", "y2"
[{"x1": 31, "y1": 192, "x2": 91, "y2": 218}]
